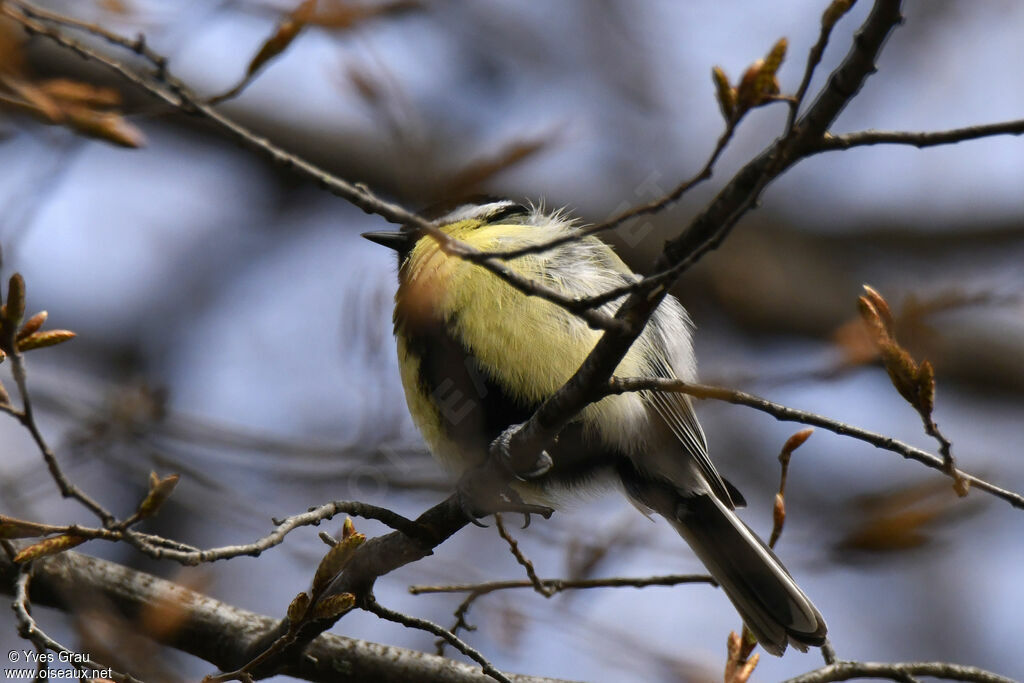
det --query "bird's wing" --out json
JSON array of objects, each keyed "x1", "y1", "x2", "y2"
[{"x1": 644, "y1": 354, "x2": 738, "y2": 509}]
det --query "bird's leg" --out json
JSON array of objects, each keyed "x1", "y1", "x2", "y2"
[
  {"x1": 454, "y1": 427, "x2": 556, "y2": 527},
  {"x1": 489, "y1": 422, "x2": 553, "y2": 480}
]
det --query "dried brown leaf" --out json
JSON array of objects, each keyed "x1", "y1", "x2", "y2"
[
  {"x1": 63, "y1": 105, "x2": 146, "y2": 148},
  {"x1": 0, "y1": 74, "x2": 63, "y2": 122},
  {"x1": 0, "y1": 18, "x2": 28, "y2": 78},
  {"x1": 312, "y1": 0, "x2": 421, "y2": 30},
  {"x1": 443, "y1": 132, "x2": 559, "y2": 197},
  {"x1": 137, "y1": 570, "x2": 207, "y2": 641},
  {"x1": 245, "y1": 0, "x2": 317, "y2": 79},
  {"x1": 40, "y1": 78, "x2": 122, "y2": 108},
  {"x1": 837, "y1": 480, "x2": 972, "y2": 556}
]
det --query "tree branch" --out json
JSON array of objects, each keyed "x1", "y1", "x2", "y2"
[
  {"x1": 606, "y1": 377, "x2": 1024, "y2": 510},
  {"x1": 784, "y1": 659, "x2": 1015, "y2": 683},
  {"x1": 0, "y1": 549, "x2": 573, "y2": 683},
  {"x1": 495, "y1": 0, "x2": 906, "y2": 477},
  {"x1": 815, "y1": 120, "x2": 1024, "y2": 151}
]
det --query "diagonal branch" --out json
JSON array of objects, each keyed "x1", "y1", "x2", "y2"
[
  {"x1": 3, "y1": 0, "x2": 622, "y2": 333},
  {"x1": 605, "y1": 377, "x2": 1024, "y2": 510},
  {"x1": 495, "y1": 0, "x2": 906, "y2": 476},
  {"x1": 0, "y1": 549, "x2": 572, "y2": 683},
  {"x1": 784, "y1": 659, "x2": 1015, "y2": 683},
  {"x1": 814, "y1": 120, "x2": 1024, "y2": 150}
]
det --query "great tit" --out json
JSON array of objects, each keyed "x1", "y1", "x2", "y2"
[{"x1": 363, "y1": 198, "x2": 827, "y2": 655}]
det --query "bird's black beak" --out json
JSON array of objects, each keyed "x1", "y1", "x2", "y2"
[{"x1": 361, "y1": 230, "x2": 413, "y2": 252}]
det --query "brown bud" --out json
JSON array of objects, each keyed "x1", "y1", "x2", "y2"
[
  {"x1": 782, "y1": 428, "x2": 814, "y2": 457},
  {"x1": 17, "y1": 329, "x2": 76, "y2": 352},
  {"x1": 711, "y1": 66, "x2": 736, "y2": 121},
  {"x1": 13, "y1": 534, "x2": 87, "y2": 563},
  {"x1": 341, "y1": 516, "x2": 356, "y2": 540},
  {"x1": 736, "y1": 59, "x2": 765, "y2": 111},
  {"x1": 857, "y1": 295, "x2": 890, "y2": 345},
  {"x1": 311, "y1": 593, "x2": 356, "y2": 620},
  {"x1": 287, "y1": 592, "x2": 311, "y2": 623},
  {"x1": 915, "y1": 360, "x2": 935, "y2": 418},
  {"x1": 63, "y1": 106, "x2": 147, "y2": 149},
  {"x1": 861, "y1": 285, "x2": 895, "y2": 335},
  {"x1": 5, "y1": 273, "x2": 25, "y2": 329},
  {"x1": 244, "y1": 0, "x2": 317, "y2": 79},
  {"x1": 312, "y1": 530, "x2": 365, "y2": 593},
  {"x1": 16, "y1": 311, "x2": 48, "y2": 341},
  {"x1": 772, "y1": 493, "x2": 786, "y2": 532},
  {"x1": 137, "y1": 472, "x2": 180, "y2": 519},
  {"x1": 879, "y1": 340, "x2": 921, "y2": 408}
]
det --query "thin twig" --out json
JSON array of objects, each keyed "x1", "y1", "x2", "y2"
[
  {"x1": 784, "y1": 659, "x2": 1015, "y2": 683},
  {"x1": 10, "y1": 564, "x2": 144, "y2": 683},
  {"x1": 785, "y1": 0, "x2": 860, "y2": 134},
  {"x1": 3, "y1": 0, "x2": 623, "y2": 333},
  {"x1": 493, "y1": 514, "x2": 552, "y2": 597},
  {"x1": 126, "y1": 501, "x2": 421, "y2": 565},
  {"x1": 409, "y1": 573, "x2": 716, "y2": 596},
  {"x1": 815, "y1": 120, "x2": 1024, "y2": 151},
  {"x1": 363, "y1": 597, "x2": 513, "y2": 683},
  {"x1": 481, "y1": 121, "x2": 740, "y2": 261},
  {"x1": 484, "y1": 0, "x2": 908, "y2": 483},
  {"x1": 605, "y1": 377, "x2": 1024, "y2": 510},
  {"x1": 6, "y1": 350, "x2": 115, "y2": 525},
  {"x1": 437, "y1": 589, "x2": 482, "y2": 655}
]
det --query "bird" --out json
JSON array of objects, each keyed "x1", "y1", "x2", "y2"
[{"x1": 363, "y1": 198, "x2": 827, "y2": 655}]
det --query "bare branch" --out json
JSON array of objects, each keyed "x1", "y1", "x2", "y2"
[
  {"x1": 493, "y1": 514, "x2": 552, "y2": 597},
  {"x1": 363, "y1": 597, "x2": 513, "y2": 683},
  {"x1": 8, "y1": 559, "x2": 143, "y2": 683},
  {"x1": 0, "y1": 549, "x2": 570, "y2": 683},
  {"x1": 605, "y1": 377, "x2": 1024, "y2": 510},
  {"x1": 784, "y1": 659, "x2": 1015, "y2": 683},
  {"x1": 785, "y1": 0, "x2": 860, "y2": 133},
  {"x1": 409, "y1": 574, "x2": 716, "y2": 597},
  {"x1": 489, "y1": 0, "x2": 907, "y2": 479},
  {"x1": 2, "y1": 0, "x2": 622, "y2": 333},
  {"x1": 815, "y1": 120, "x2": 1024, "y2": 151}
]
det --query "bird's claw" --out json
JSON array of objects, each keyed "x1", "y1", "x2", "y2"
[
  {"x1": 489, "y1": 424, "x2": 553, "y2": 480},
  {"x1": 454, "y1": 469, "x2": 554, "y2": 528}
]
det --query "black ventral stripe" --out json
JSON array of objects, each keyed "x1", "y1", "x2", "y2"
[{"x1": 399, "y1": 308, "x2": 630, "y2": 487}]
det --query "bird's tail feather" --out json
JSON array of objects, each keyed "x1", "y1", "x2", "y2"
[{"x1": 668, "y1": 492, "x2": 827, "y2": 656}]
